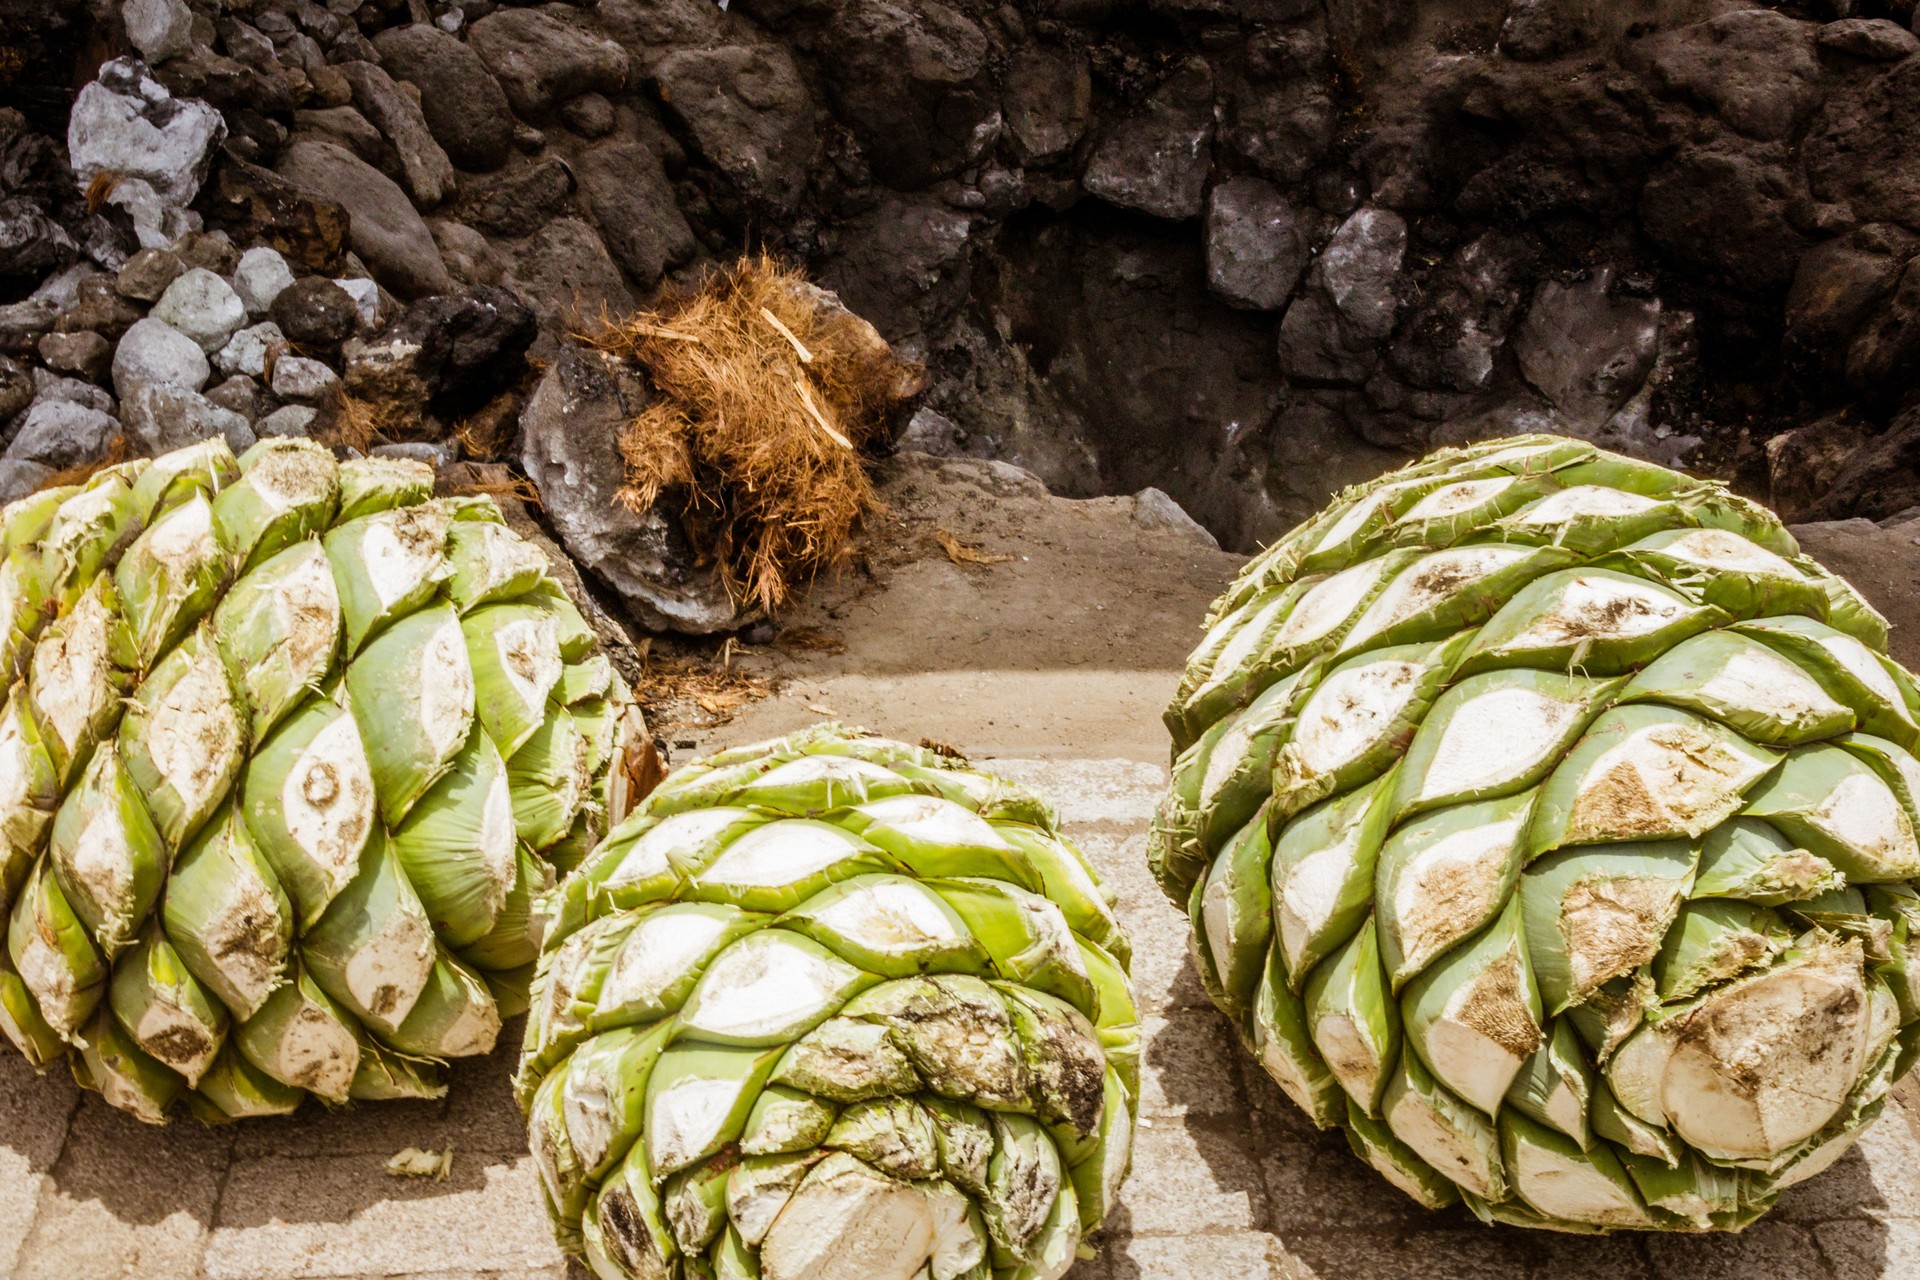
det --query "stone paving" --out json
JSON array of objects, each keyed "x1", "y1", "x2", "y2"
[{"x1": 3, "y1": 745, "x2": 1917, "y2": 1278}]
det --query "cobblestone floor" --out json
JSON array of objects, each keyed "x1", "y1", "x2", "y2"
[{"x1": 3, "y1": 744, "x2": 1916, "y2": 1278}]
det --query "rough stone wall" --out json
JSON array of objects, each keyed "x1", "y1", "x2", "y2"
[{"x1": 4, "y1": 0, "x2": 1920, "y2": 559}]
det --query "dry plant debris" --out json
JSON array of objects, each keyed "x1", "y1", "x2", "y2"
[
  {"x1": 935, "y1": 528, "x2": 1014, "y2": 565},
  {"x1": 384, "y1": 1147, "x2": 454, "y2": 1181},
  {"x1": 582, "y1": 254, "x2": 924, "y2": 615},
  {"x1": 628, "y1": 636, "x2": 775, "y2": 736}
]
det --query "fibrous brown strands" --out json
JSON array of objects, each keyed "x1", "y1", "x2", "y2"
[{"x1": 581, "y1": 254, "x2": 924, "y2": 614}]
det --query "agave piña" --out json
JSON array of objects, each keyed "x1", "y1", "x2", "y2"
[
  {"x1": 1153, "y1": 434, "x2": 1920, "y2": 1230},
  {"x1": 0, "y1": 437, "x2": 641, "y2": 1121},
  {"x1": 520, "y1": 725, "x2": 1137, "y2": 1280}
]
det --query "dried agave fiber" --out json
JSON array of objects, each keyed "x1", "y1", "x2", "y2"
[
  {"x1": 0, "y1": 437, "x2": 642, "y2": 1122},
  {"x1": 1153, "y1": 432, "x2": 1920, "y2": 1231},
  {"x1": 521, "y1": 725, "x2": 1137, "y2": 1280}
]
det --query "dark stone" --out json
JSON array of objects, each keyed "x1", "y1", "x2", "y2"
[
  {"x1": 0, "y1": 355, "x2": 34, "y2": 422},
  {"x1": 1084, "y1": 59, "x2": 1216, "y2": 221},
  {"x1": 5, "y1": 398, "x2": 119, "y2": 468},
  {"x1": 1002, "y1": 43, "x2": 1090, "y2": 162},
  {"x1": 345, "y1": 285, "x2": 538, "y2": 417},
  {"x1": 1633, "y1": 10, "x2": 1823, "y2": 142},
  {"x1": 1767, "y1": 416, "x2": 1872, "y2": 523},
  {"x1": 501, "y1": 218, "x2": 634, "y2": 329},
  {"x1": 1203, "y1": 177, "x2": 1308, "y2": 311},
  {"x1": 468, "y1": 6, "x2": 629, "y2": 120},
  {"x1": 806, "y1": 0, "x2": 996, "y2": 188},
  {"x1": 1806, "y1": 59, "x2": 1920, "y2": 231},
  {"x1": 371, "y1": 23, "x2": 516, "y2": 173},
  {"x1": 1512, "y1": 268, "x2": 1661, "y2": 429},
  {"x1": 1817, "y1": 18, "x2": 1920, "y2": 61},
  {"x1": 1803, "y1": 407, "x2": 1920, "y2": 522},
  {"x1": 818, "y1": 194, "x2": 974, "y2": 344},
  {"x1": 575, "y1": 141, "x2": 695, "y2": 290},
  {"x1": 339, "y1": 60, "x2": 456, "y2": 210},
  {"x1": 1784, "y1": 225, "x2": 1918, "y2": 383},
  {"x1": 1846, "y1": 257, "x2": 1920, "y2": 398},
  {"x1": 37, "y1": 331, "x2": 111, "y2": 383},
  {"x1": 560, "y1": 93, "x2": 616, "y2": 139},
  {"x1": 651, "y1": 44, "x2": 815, "y2": 216},
  {"x1": 1386, "y1": 232, "x2": 1533, "y2": 395},
  {"x1": 1639, "y1": 140, "x2": 1808, "y2": 297},
  {"x1": 290, "y1": 106, "x2": 394, "y2": 170},
  {"x1": 115, "y1": 248, "x2": 185, "y2": 302},
  {"x1": 464, "y1": 156, "x2": 577, "y2": 239},
  {"x1": 1278, "y1": 205, "x2": 1407, "y2": 383},
  {"x1": 270, "y1": 276, "x2": 362, "y2": 347},
  {"x1": 519, "y1": 343, "x2": 742, "y2": 633},
  {"x1": 202, "y1": 149, "x2": 353, "y2": 277},
  {"x1": 276, "y1": 139, "x2": 453, "y2": 299}
]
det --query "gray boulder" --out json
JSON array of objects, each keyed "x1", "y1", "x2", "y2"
[
  {"x1": 1205, "y1": 177, "x2": 1308, "y2": 311},
  {"x1": 276, "y1": 140, "x2": 453, "y2": 299},
  {"x1": 233, "y1": 247, "x2": 296, "y2": 316},
  {"x1": 652, "y1": 44, "x2": 815, "y2": 215},
  {"x1": 1513, "y1": 268, "x2": 1661, "y2": 429},
  {"x1": 120, "y1": 384, "x2": 252, "y2": 455},
  {"x1": 150, "y1": 268, "x2": 247, "y2": 353},
  {"x1": 468, "y1": 7, "x2": 629, "y2": 120},
  {"x1": 339, "y1": 60, "x2": 457, "y2": 211},
  {"x1": 575, "y1": 141, "x2": 695, "y2": 290},
  {"x1": 112, "y1": 316, "x2": 210, "y2": 399},
  {"x1": 0, "y1": 460, "x2": 53, "y2": 503},
  {"x1": 67, "y1": 58, "x2": 225, "y2": 243},
  {"x1": 5, "y1": 398, "x2": 119, "y2": 468},
  {"x1": 371, "y1": 24, "x2": 516, "y2": 173},
  {"x1": 520, "y1": 344, "x2": 741, "y2": 633},
  {"x1": 270, "y1": 355, "x2": 341, "y2": 401},
  {"x1": 1084, "y1": 59, "x2": 1215, "y2": 221},
  {"x1": 503, "y1": 219, "x2": 633, "y2": 329},
  {"x1": 256, "y1": 405, "x2": 318, "y2": 438},
  {"x1": 121, "y1": 0, "x2": 194, "y2": 65}
]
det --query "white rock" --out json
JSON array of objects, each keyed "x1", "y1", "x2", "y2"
[
  {"x1": 232, "y1": 247, "x2": 296, "y2": 315},
  {"x1": 67, "y1": 58, "x2": 225, "y2": 208},
  {"x1": 112, "y1": 316, "x2": 210, "y2": 400},
  {"x1": 256, "y1": 405, "x2": 318, "y2": 438},
  {"x1": 335, "y1": 278, "x2": 382, "y2": 329},
  {"x1": 214, "y1": 322, "x2": 286, "y2": 379},
  {"x1": 151, "y1": 268, "x2": 247, "y2": 353},
  {"x1": 122, "y1": 0, "x2": 194, "y2": 64},
  {"x1": 271, "y1": 355, "x2": 341, "y2": 401}
]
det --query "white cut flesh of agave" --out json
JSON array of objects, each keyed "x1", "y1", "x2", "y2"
[
  {"x1": 1185, "y1": 590, "x2": 1296, "y2": 706},
  {"x1": 751, "y1": 755, "x2": 901, "y2": 801},
  {"x1": 603, "y1": 808, "x2": 754, "y2": 888},
  {"x1": 280, "y1": 708, "x2": 378, "y2": 910},
  {"x1": 133, "y1": 639, "x2": 244, "y2": 836},
  {"x1": 1505, "y1": 1126, "x2": 1650, "y2": 1228},
  {"x1": 922, "y1": 1182, "x2": 988, "y2": 1280},
  {"x1": 647, "y1": 1071, "x2": 756, "y2": 1177},
  {"x1": 679, "y1": 931, "x2": 867, "y2": 1045},
  {"x1": 1343, "y1": 544, "x2": 1536, "y2": 651},
  {"x1": 1284, "y1": 655, "x2": 1427, "y2": 782},
  {"x1": 1309, "y1": 478, "x2": 1424, "y2": 557},
  {"x1": 1270, "y1": 555, "x2": 1403, "y2": 653},
  {"x1": 1507, "y1": 485, "x2": 1660, "y2": 528},
  {"x1": 1503, "y1": 573, "x2": 1693, "y2": 650},
  {"x1": 31, "y1": 584, "x2": 118, "y2": 767},
  {"x1": 1659, "y1": 942, "x2": 1872, "y2": 1161},
  {"x1": 1383, "y1": 1058, "x2": 1501, "y2": 1200},
  {"x1": 727, "y1": 1153, "x2": 813, "y2": 1245},
  {"x1": 1398, "y1": 476, "x2": 1515, "y2": 524},
  {"x1": 742, "y1": 1086, "x2": 835, "y2": 1155},
  {"x1": 247, "y1": 983, "x2": 359, "y2": 1103},
  {"x1": 1380, "y1": 800, "x2": 1530, "y2": 985},
  {"x1": 857, "y1": 794, "x2": 1016, "y2": 853},
  {"x1": 1552, "y1": 710, "x2": 1778, "y2": 846},
  {"x1": 803, "y1": 876, "x2": 971, "y2": 963},
  {"x1": 697, "y1": 821, "x2": 869, "y2": 891},
  {"x1": 759, "y1": 1153, "x2": 937, "y2": 1280},
  {"x1": 1274, "y1": 777, "x2": 1386, "y2": 981},
  {"x1": 597, "y1": 905, "x2": 738, "y2": 1017},
  {"x1": 1410, "y1": 682, "x2": 1588, "y2": 808}
]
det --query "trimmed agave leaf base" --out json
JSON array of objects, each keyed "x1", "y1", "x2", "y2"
[
  {"x1": 1154, "y1": 433, "x2": 1920, "y2": 1232},
  {"x1": 0, "y1": 437, "x2": 643, "y2": 1122},
  {"x1": 520, "y1": 726, "x2": 1139, "y2": 1280}
]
